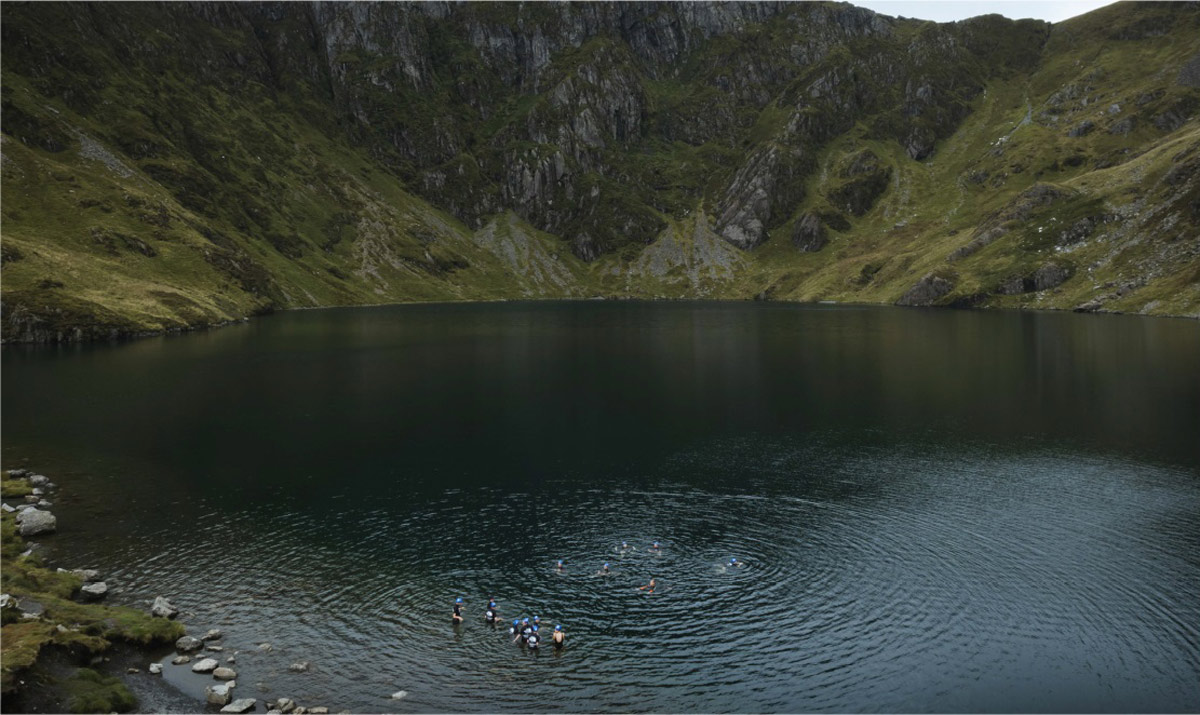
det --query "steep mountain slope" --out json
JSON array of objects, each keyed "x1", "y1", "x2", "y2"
[{"x1": 2, "y1": 1, "x2": 1198, "y2": 342}]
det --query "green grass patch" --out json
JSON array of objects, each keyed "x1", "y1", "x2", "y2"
[
  {"x1": 1, "y1": 478, "x2": 33, "y2": 499},
  {"x1": 63, "y1": 668, "x2": 136, "y2": 714}
]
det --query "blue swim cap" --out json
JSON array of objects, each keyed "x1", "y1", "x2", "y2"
[
  {"x1": 604, "y1": 562, "x2": 609, "y2": 567},
  {"x1": 533, "y1": 615, "x2": 540, "y2": 621},
  {"x1": 523, "y1": 617, "x2": 529, "y2": 623},
  {"x1": 456, "y1": 597, "x2": 463, "y2": 603},
  {"x1": 555, "y1": 625, "x2": 562, "y2": 631}
]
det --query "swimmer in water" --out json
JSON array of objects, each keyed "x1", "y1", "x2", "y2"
[
  {"x1": 509, "y1": 618, "x2": 521, "y2": 637},
  {"x1": 597, "y1": 562, "x2": 611, "y2": 576},
  {"x1": 637, "y1": 578, "x2": 657, "y2": 594},
  {"x1": 514, "y1": 617, "x2": 532, "y2": 644},
  {"x1": 619, "y1": 541, "x2": 634, "y2": 553},
  {"x1": 552, "y1": 624, "x2": 565, "y2": 650},
  {"x1": 528, "y1": 625, "x2": 541, "y2": 650},
  {"x1": 556, "y1": 559, "x2": 566, "y2": 572},
  {"x1": 451, "y1": 597, "x2": 464, "y2": 624},
  {"x1": 649, "y1": 540, "x2": 661, "y2": 552},
  {"x1": 485, "y1": 600, "x2": 498, "y2": 624},
  {"x1": 728, "y1": 557, "x2": 745, "y2": 569}
]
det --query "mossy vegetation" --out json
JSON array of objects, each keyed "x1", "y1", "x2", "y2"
[
  {"x1": 1, "y1": 478, "x2": 34, "y2": 499},
  {"x1": 0, "y1": 508, "x2": 184, "y2": 696},
  {"x1": 63, "y1": 668, "x2": 136, "y2": 714}
]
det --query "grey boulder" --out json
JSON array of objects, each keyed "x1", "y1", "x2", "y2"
[
  {"x1": 15, "y1": 509, "x2": 56, "y2": 536},
  {"x1": 176, "y1": 635, "x2": 204, "y2": 652},
  {"x1": 152, "y1": 596, "x2": 179, "y2": 619},
  {"x1": 213, "y1": 667, "x2": 238, "y2": 680},
  {"x1": 206, "y1": 683, "x2": 234, "y2": 706},
  {"x1": 192, "y1": 658, "x2": 219, "y2": 673},
  {"x1": 80, "y1": 582, "x2": 108, "y2": 601},
  {"x1": 221, "y1": 698, "x2": 257, "y2": 714}
]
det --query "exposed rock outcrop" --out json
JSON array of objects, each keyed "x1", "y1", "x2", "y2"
[
  {"x1": 996, "y1": 263, "x2": 1074, "y2": 294},
  {"x1": 896, "y1": 272, "x2": 955, "y2": 306},
  {"x1": 791, "y1": 213, "x2": 829, "y2": 252}
]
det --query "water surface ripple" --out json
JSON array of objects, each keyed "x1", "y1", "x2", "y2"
[{"x1": 2, "y1": 302, "x2": 1198, "y2": 713}]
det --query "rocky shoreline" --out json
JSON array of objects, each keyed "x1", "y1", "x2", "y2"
[{"x1": 0, "y1": 468, "x2": 353, "y2": 714}]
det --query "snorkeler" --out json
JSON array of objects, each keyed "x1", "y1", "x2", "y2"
[
  {"x1": 637, "y1": 578, "x2": 656, "y2": 594},
  {"x1": 552, "y1": 625, "x2": 565, "y2": 650},
  {"x1": 451, "y1": 597, "x2": 464, "y2": 624},
  {"x1": 528, "y1": 625, "x2": 541, "y2": 650}
]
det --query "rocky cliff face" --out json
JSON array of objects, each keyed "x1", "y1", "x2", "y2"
[{"x1": 2, "y1": 1, "x2": 1198, "y2": 341}]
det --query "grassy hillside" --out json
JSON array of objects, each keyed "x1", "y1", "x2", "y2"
[{"x1": 1, "y1": 1, "x2": 1197, "y2": 342}]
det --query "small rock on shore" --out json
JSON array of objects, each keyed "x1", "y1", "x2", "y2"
[
  {"x1": 206, "y1": 682, "x2": 234, "y2": 706},
  {"x1": 152, "y1": 596, "x2": 180, "y2": 619},
  {"x1": 15, "y1": 508, "x2": 56, "y2": 536},
  {"x1": 221, "y1": 698, "x2": 257, "y2": 713},
  {"x1": 80, "y1": 582, "x2": 108, "y2": 601}
]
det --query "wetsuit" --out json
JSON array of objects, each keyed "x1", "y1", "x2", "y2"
[
  {"x1": 452, "y1": 603, "x2": 463, "y2": 622},
  {"x1": 521, "y1": 625, "x2": 532, "y2": 643},
  {"x1": 528, "y1": 632, "x2": 540, "y2": 650},
  {"x1": 485, "y1": 608, "x2": 496, "y2": 623}
]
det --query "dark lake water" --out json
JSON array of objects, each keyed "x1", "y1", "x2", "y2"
[{"x1": 3, "y1": 301, "x2": 1199, "y2": 713}]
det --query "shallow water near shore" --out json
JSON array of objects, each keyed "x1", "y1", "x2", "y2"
[{"x1": 3, "y1": 301, "x2": 1199, "y2": 713}]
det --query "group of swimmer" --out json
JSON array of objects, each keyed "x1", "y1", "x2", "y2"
[
  {"x1": 450, "y1": 596, "x2": 566, "y2": 651},
  {"x1": 449, "y1": 541, "x2": 747, "y2": 651}
]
